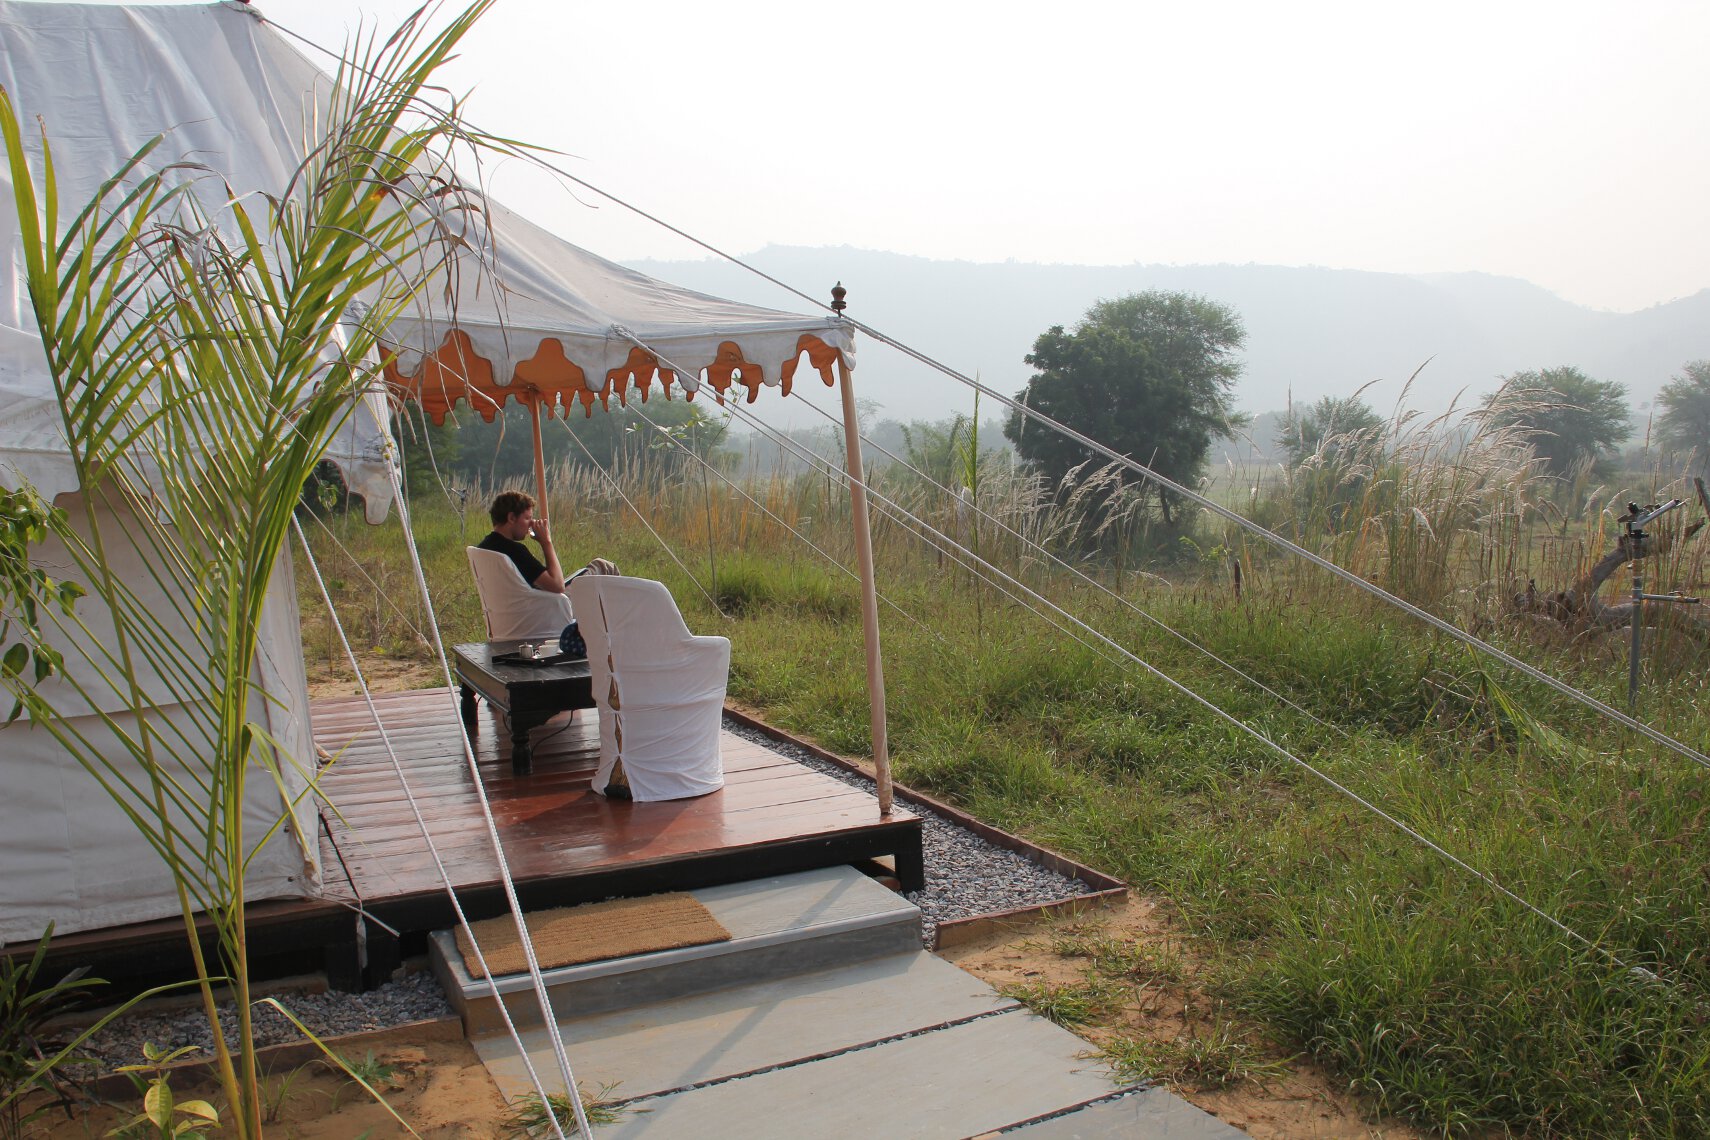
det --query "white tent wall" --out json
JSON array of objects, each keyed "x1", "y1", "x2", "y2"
[
  {"x1": 0, "y1": 2, "x2": 381, "y2": 944},
  {"x1": 0, "y1": 491, "x2": 319, "y2": 945},
  {"x1": 0, "y1": 1, "x2": 863, "y2": 944}
]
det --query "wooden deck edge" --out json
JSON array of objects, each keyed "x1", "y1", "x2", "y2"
[{"x1": 720, "y1": 704, "x2": 1131, "y2": 946}]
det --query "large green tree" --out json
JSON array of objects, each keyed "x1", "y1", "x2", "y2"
[
  {"x1": 1481, "y1": 365, "x2": 1631, "y2": 479},
  {"x1": 1277, "y1": 394, "x2": 1383, "y2": 468},
  {"x1": 1656, "y1": 360, "x2": 1710, "y2": 475},
  {"x1": 1003, "y1": 291, "x2": 1245, "y2": 525}
]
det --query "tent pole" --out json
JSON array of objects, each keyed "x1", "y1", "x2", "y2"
[
  {"x1": 527, "y1": 391, "x2": 549, "y2": 509},
  {"x1": 835, "y1": 355, "x2": 893, "y2": 816}
]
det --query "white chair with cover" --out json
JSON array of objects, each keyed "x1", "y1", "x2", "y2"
[
  {"x1": 466, "y1": 546, "x2": 573, "y2": 641},
  {"x1": 569, "y1": 575, "x2": 730, "y2": 802}
]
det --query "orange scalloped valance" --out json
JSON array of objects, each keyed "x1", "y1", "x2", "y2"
[{"x1": 383, "y1": 332, "x2": 846, "y2": 423}]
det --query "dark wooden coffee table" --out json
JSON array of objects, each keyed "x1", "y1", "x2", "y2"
[{"x1": 453, "y1": 641, "x2": 594, "y2": 775}]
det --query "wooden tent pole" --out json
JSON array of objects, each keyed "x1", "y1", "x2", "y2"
[
  {"x1": 835, "y1": 353, "x2": 893, "y2": 816},
  {"x1": 527, "y1": 391, "x2": 548, "y2": 510}
]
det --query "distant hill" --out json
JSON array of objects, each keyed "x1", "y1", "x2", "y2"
[{"x1": 626, "y1": 247, "x2": 1710, "y2": 426}]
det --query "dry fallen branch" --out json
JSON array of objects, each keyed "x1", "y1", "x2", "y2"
[{"x1": 1513, "y1": 508, "x2": 1709, "y2": 637}]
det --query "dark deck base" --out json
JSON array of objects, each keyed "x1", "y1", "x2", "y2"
[{"x1": 18, "y1": 689, "x2": 921, "y2": 993}]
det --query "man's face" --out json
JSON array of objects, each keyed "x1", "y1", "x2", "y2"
[{"x1": 500, "y1": 507, "x2": 534, "y2": 541}]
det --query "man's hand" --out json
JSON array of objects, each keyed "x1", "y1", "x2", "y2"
[{"x1": 528, "y1": 515, "x2": 552, "y2": 546}]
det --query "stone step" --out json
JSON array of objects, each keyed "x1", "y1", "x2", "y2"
[
  {"x1": 431, "y1": 865, "x2": 920, "y2": 1035},
  {"x1": 473, "y1": 949, "x2": 1018, "y2": 1101},
  {"x1": 984, "y1": 1087, "x2": 1247, "y2": 1138},
  {"x1": 583, "y1": 1006, "x2": 1130, "y2": 1140}
]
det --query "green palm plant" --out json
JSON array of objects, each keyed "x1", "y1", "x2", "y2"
[{"x1": 0, "y1": 5, "x2": 513, "y2": 1135}]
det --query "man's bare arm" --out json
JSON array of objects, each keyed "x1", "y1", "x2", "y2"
[{"x1": 528, "y1": 515, "x2": 567, "y2": 593}]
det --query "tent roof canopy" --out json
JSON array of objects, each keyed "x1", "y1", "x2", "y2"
[{"x1": 0, "y1": 0, "x2": 852, "y2": 501}]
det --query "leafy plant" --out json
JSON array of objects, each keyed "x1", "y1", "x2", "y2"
[
  {"x1": 326, "y1": 1048, "x2": 406, "y2": 1111},
  {"x1": 111, "y1": 1044, "x2": 218, "y2": 1139},
  {"x1": 0, "y1": 5, "x2": 518, "y2": 1135},
  {"x1": 0, "y1": 488, "x2": 81, "y2": 720},
  {"x1": 333, "y1": 1049, "x2": 403, "y2": 1092},
  {"x1": 259, "y1": 1059, "x2": 319, "y2": 1125},
  {"x1": 0, "y1": 924, "x2": 101, "y2": 1139}
]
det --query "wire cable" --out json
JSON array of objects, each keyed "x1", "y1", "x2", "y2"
[
  {"x1": 689, "y1": 370, "x2": 1641, "y2": 978},
  {"x1": 786, "y1": 387, "x2": 1350, "y2": 738},
  {"x1": 548, "y1": 411, "x2": 726, "y2": 617},
  {"x1": 843, "y1": 320, "x2": 1710, "y2": 772},
  {"x1": 301, "y1": 507, "x2": 435, "y2": 647},
  {"x1": 437, "y1": 143, "x2": 1710, "y2": 771},
  {"x1": 293, "y1": 514, "x2": 580, "y2": 1139},
  {"x1": 611, "y1": 397, "x2": 944, "y2": 643},
  {"x1": 380, "y1": 464, "x2": 594, "y2": 1138},
  {"x1": 263, "y1": 8, "x2": 1691, "y2": 985}
]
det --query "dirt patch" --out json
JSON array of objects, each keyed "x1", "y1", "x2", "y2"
[
  {"x1": 23, "y1": 1024, "x2": 531, "y2": 1138},
  {"x1": 941, "y1": 893, "x2": 1428, "y2": 1139},
  {"x1": 306, "y1": 655, "x2": 440, "y2": 700}
]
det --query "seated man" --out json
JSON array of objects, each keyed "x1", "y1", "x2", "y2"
[{"x1": 478, "y1": 490, "x2": 617, "y2": 595}]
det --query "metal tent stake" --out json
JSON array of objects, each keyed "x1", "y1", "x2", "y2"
[{"x1": 1622, "y1": 499, "x2": 1700, "y2": 713}]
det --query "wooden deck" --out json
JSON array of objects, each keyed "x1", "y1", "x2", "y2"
[
  {"x1": 313, "y1": 687, "x2": 922, "y2": 909},
  {"x1": 22, "y1": 689, "x2": 922, "y2": 992}
]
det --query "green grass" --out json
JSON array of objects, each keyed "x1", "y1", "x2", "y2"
[
  {"x1": 999, "y1": 975, "x2": 1131, "y2": 1029},
  {"x1": 501, "y1": 1085, "x2": 628, "y2": 1138},
  {"x1": 297, "y1": 449, "x2": 1710, "y2": 1136},
  {"x1": 1100, "y1": 1019, "x2": 1288, "y2": 1090},
  {"x1": 1045, "y1": 931, "x2": 1188, "y2": 986}
]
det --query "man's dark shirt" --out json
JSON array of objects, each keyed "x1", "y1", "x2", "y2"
[{"x1": 478, "y1": 531, "x2": 546, "y2": 587}]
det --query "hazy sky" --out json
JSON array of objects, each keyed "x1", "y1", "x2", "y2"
[{"x1": 66, "y1": 1, "x2": 1710, "y2": 313}]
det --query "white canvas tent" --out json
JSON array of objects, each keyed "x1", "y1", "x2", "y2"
[{"x1": 0, "y1": 0, "x2": 857, "y2": 944}]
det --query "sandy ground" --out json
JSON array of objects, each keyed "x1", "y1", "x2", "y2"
[
  {"x1": 24, "y1": 1026, "x2": 510, "y2": 1138},
  {"x1": 942, "y1": 895, "x2": 1429, "y2": 1140},
  {"x1": 305, "y1": 655, "x2": 440, "y2": 700}
]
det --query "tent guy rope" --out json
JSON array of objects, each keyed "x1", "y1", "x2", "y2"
[
  {"x1": 708, "y1": 382, "x2": 1663, "y2": 984},
  {"x1": 293, "y1": 514, "x2": 583, "y2": 1140},
  {"x1": 494, "y1": 150, "x2": 1710, "y2": 772},
  {"x1": 785, "y1": 387, "x2": 1351, "y2": 739}
]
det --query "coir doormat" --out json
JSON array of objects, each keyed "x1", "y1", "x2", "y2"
[{"x1": 456, "y1": 893, "x2": 731, "y2": 979}]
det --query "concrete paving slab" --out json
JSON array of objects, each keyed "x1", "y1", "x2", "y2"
[
  {"x1": 695, "y1": 865, "x2": 916, "y2": 939},
  {"x1": 436, "y1": 866, "x2": 921, "y2": 1030},
  {"x1": 475, "y1": 950, "x2": 1018, "y2": 1100},
  {"x1": 589, "y1": 1008, "x2": 1124, "y2": 1140},
  {"x1": 988, "y1": 1087, "x2": 1247, "y2": 1138}
]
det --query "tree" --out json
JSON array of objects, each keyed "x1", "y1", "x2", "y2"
[
  {"x1": 1481, "y1": 366, "x2": 1631, "y2": 479},
  {"x1": 1277, "y1": 394, "x2": 1383, "y2": 468},
  {"x1": 1003, "y1": 291, "x2": 1245, "y2": 526},
  {"x1": 1656, "y1": 360, "x2": 1710, "y2": 475}
]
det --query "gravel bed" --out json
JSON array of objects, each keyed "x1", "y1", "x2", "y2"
[
  {"x1": 67, "y1": 718, "x2": 1096, "y2": 1069},
  {"x1": 72, "y1": 969, "x2": 452, "y2": 1072},
  {"x1": 720, "y1": 717, "x2": 1099, "y2": 944}
]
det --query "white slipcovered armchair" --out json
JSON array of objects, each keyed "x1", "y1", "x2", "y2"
[
  {"x1": 569, "y1": 575, "x2": 730, "y2": 802},
  {"x1": 466, "y1": 546, "x2": 574, "y2": 641}
]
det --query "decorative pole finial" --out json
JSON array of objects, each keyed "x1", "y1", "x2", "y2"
[{"x1": 830, "y1": 281, "x2": 847, "y2": 313}]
